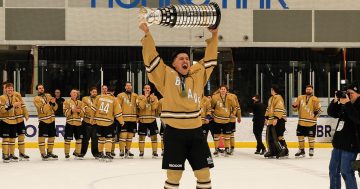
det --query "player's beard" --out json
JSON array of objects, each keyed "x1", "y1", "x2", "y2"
[{"x1": 306, "y1": 92, "x2": 312, "y2": 96}]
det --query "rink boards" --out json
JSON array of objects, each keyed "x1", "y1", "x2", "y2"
[{"x1": 6, "y1": 117, "x2": 337, "y2": 148}]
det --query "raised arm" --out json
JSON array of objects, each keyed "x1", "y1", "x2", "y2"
[
  {"x1": 140, "y1": 23, "x2": 167, "y2": 93},
  {"x1": 198, "y1": 29, "x2": 218, "y2": 85}
]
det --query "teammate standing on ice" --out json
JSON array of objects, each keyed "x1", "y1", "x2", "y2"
[
  {"x1": 137, "y1": 84, "x2": 159, "y2": 158},
  {"x1": 33, "y1": 84, "x2": 59, "y2": 161},
  {"x1": 292, "y1": 85, "x2": 321, "y2": 157},
  {"x1": 264, "y1": 85, "x2": 289, "y2": 158},
  {"x1": 139, "y1": 21, "x2": 218, "y2": 189}
]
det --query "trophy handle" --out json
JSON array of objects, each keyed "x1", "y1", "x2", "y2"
[{"x1": 139, "y1": 7, "x2": 161, "y2": 26}]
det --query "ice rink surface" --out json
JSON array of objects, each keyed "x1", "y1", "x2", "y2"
[{"x1": 0, "y1": 148, "x2": 359, "y2": 189}]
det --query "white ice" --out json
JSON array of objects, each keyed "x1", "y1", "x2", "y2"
[{"x1": 0, "y1": 148, "x2": 358, "y2": 189}]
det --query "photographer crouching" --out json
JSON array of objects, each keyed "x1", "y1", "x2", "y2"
[{"x1": 328, "y1": 83, "x2": 360, "y2": 189}]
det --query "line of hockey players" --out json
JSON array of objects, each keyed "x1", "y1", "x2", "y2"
[
  {"x1": 0, "y1": 81, "x2": 241, "y2": 162},
  {"x1": 0, "y1": 81, "x2": 321, "y2": 162}
]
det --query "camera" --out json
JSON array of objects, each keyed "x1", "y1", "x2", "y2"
[
  {"x1": 336, "y1": 90, "x2": 347, "y2": 99},
  {"x1": 336, "y1": 79, "x2": 348, "y2": 99}
]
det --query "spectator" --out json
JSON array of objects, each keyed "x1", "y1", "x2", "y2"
[{"x1": 54, "y1": 89, "x2": 65, "y2": 116}]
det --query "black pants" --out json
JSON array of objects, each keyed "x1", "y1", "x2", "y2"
[
  {"x1": 81, "y1": 122, "x2": 98, "y2": 157},
  {"x1": 253, "y1": 120, "x2": 265, "y2": 151}
]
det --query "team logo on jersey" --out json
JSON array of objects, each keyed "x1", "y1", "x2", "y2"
[{"x1": 175, "y1": 76, "x2": 181, "y2": 86}]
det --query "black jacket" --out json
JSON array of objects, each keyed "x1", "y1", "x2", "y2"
[
  {"x1": 251, "y1": 101, "x2": 266, "y2": 122},
  {"x1": 327, "y1": 98, "x2": 360, "y2": 152},
  {"x1": 55, "y1": 97, "x2": 65, "y2": 116}
]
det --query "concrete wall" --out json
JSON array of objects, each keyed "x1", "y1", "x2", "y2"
[{"x1": 1, "y1": 0, "x2": 360, "y2": 47}]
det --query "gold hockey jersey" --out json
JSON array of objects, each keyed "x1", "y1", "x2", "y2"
[
  {"x1": 0, "y1": 94, "x2": 22, "y2": 125},
  {"x1": 63, "y1": 99, "x2": 85, "y2": 126},
  {"x1": 293, "y1": 95, "x2": 322, "y2": 127},
  {"x1": 228, "y1": 93, "x2": 241, "y2": 123},
  {"x1": 200, "y1": 97, "x2": 212, "y2": 125},
  {"x1": 211, "y1": 93, "x2": 237, "y2": 124},
  {"x1": 265, "y1": 94, "x2": 287, "y2": 125},
  {"x1": 137, "y1": 94, "x2": 159, "y2": 123},
  {"x1": 117, "y1": 92, "x2": 138, "y2": 122},
  {"x1": 82, "y1": 96, "x2": 97, "y2": 124},
  {"x1": 142, "y1": 32, "x2": 217, "y2": 129},
  {"x1": 34, "y1": 93, "x2": 58, "y2": 124},
  {"x1": 92, "y1": 94, "x2": 124, "y2": 126},
  {"x1": 13, "y1": 91, "x2": 29, "y2": 123}
]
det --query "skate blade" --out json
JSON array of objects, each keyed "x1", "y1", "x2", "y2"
[
  {"x1": 19, "y1": 158, "x2": 30, "y2": 161},
  {"x1": 265, "y1": 156, "x2": 276, "y2": 159},
  {"x1": 295, "y1": 155, "x2": 306, "y2": 158},
  {"x1": 10, "y1": 160, "x2": 19, "y2": 162},
  {"x1": 152, "y1": 156, "x2": 158, "y2": 159},
  {"x1": 3, "y1": 160, "x2": 10, "y2": 163},
  {"x1": 277, "y1": 156, "x2": 289, "y2": 159}
]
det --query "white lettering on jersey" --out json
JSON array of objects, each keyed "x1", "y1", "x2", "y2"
[
  {"x1": 175, "y1": 76, "x2": 181, "y2": 86},
  {"x1": 188, "y1": 89, "x2": 193, "y2": 99}
]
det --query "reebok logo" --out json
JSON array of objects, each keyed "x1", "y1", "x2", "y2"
[{"x1": 169, "y1": 164, "x2": 183, "y2": 168}]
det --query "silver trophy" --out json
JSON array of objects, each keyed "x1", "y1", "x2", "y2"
[{"x1": 139, "y1": 2, "x2": 221, "y2": 29}]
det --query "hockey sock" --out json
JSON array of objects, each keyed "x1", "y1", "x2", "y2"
[
  {"x1": 119, "y1": 132, "x2": 127, "y2": 152},
  {"x1": 38, "y1": 137, "x2": 46, "y2": 155},
  {"x1": 18, "y1": 134, "x2": 26, "y2": 154},
  {"x1": 165, "y1": 170, "x2": 182, "y2": 189},
  {"x1": 111, "y1": 138, "x2": 116, "y2": 153},
  {"x1": 194, "y1": 168, "x2": 211, "y2": 189},
  {"x1": 47, "y1": 137, "x2": 55, "y2": 153},
  {"x1": 126, "y1": 132, "x2": 134, "y2": 150},
  {"x1": 298, "y1": 136, "x2": 305, "y2": 149},
  {"x1": 308, "y1": 137, "x2": 315, "y2": 149},
  {"x1": 105, "y1": 138, "x2": 112, "y2": 153},
  {"x1": 2, "y1": 138, "x2": 10, "y2": 155},
  {"x1": 213, "y1": 134, "x2": 220, "y2": 149},
  {"x1": 161, "y1": 135, "x2": 164, "y2": 151},
  {"x1": 150, "y1": 135, "x2": 158, "y2": 153},
  {"x1": 98, "y1": 137, "x2": 105, "y2": 154},
  {"x1": 224, "y1": 134, "x2": 231, "y2": 148},
  {"x1": 9, "y1": 138, "x2": 16, "y2": 155},
  {"x1": 139, "y1": 135, "x2": 146, "y2": 153},
  {"x1": 230, "y1": 132, "x2": 235, "y2": 149},
  {"x1": 64, "y1": 139, "x2": 71, "y2": 155},
  {"x1": 75, "y1": 139, "x2": 82, "y2": 154}
]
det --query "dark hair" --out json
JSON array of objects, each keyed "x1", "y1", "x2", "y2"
[
  {"x1": 101, "y1": 85, "x2": 107, "y2": 88},
  {"x1": 143, "y1": 84, "x2": 151, "y2": 88},
  {"x1": 108, "y1": 86, "x2": 115, "y2": 92},
  {"x1": 2, "y1": 81, "x2": 10, "y2": 86},
  {"x1": 271, "y1": 84, "x2": 280, "y2": 94},
  {"x1": 305, "y1": 85, "x2": 313, "y2": 89},
  {"x1": 171, "y1": 50, "x2": 190, "y2": 63},
  {"x1": 4, "y1": 83, "x2": 13, "y2": 88},
  {"x1": 36, "y1": 84, "x2": 44, "y2": 90},
  {"x1": 89, "y1": 86, "x2": 97, "y2": 92},
  {"x1": 219, "y1": 85, "x2": 229, "y2": 91},
  {"x1": 125, "y1": 81, "x2": 132, "y2": 86}
]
